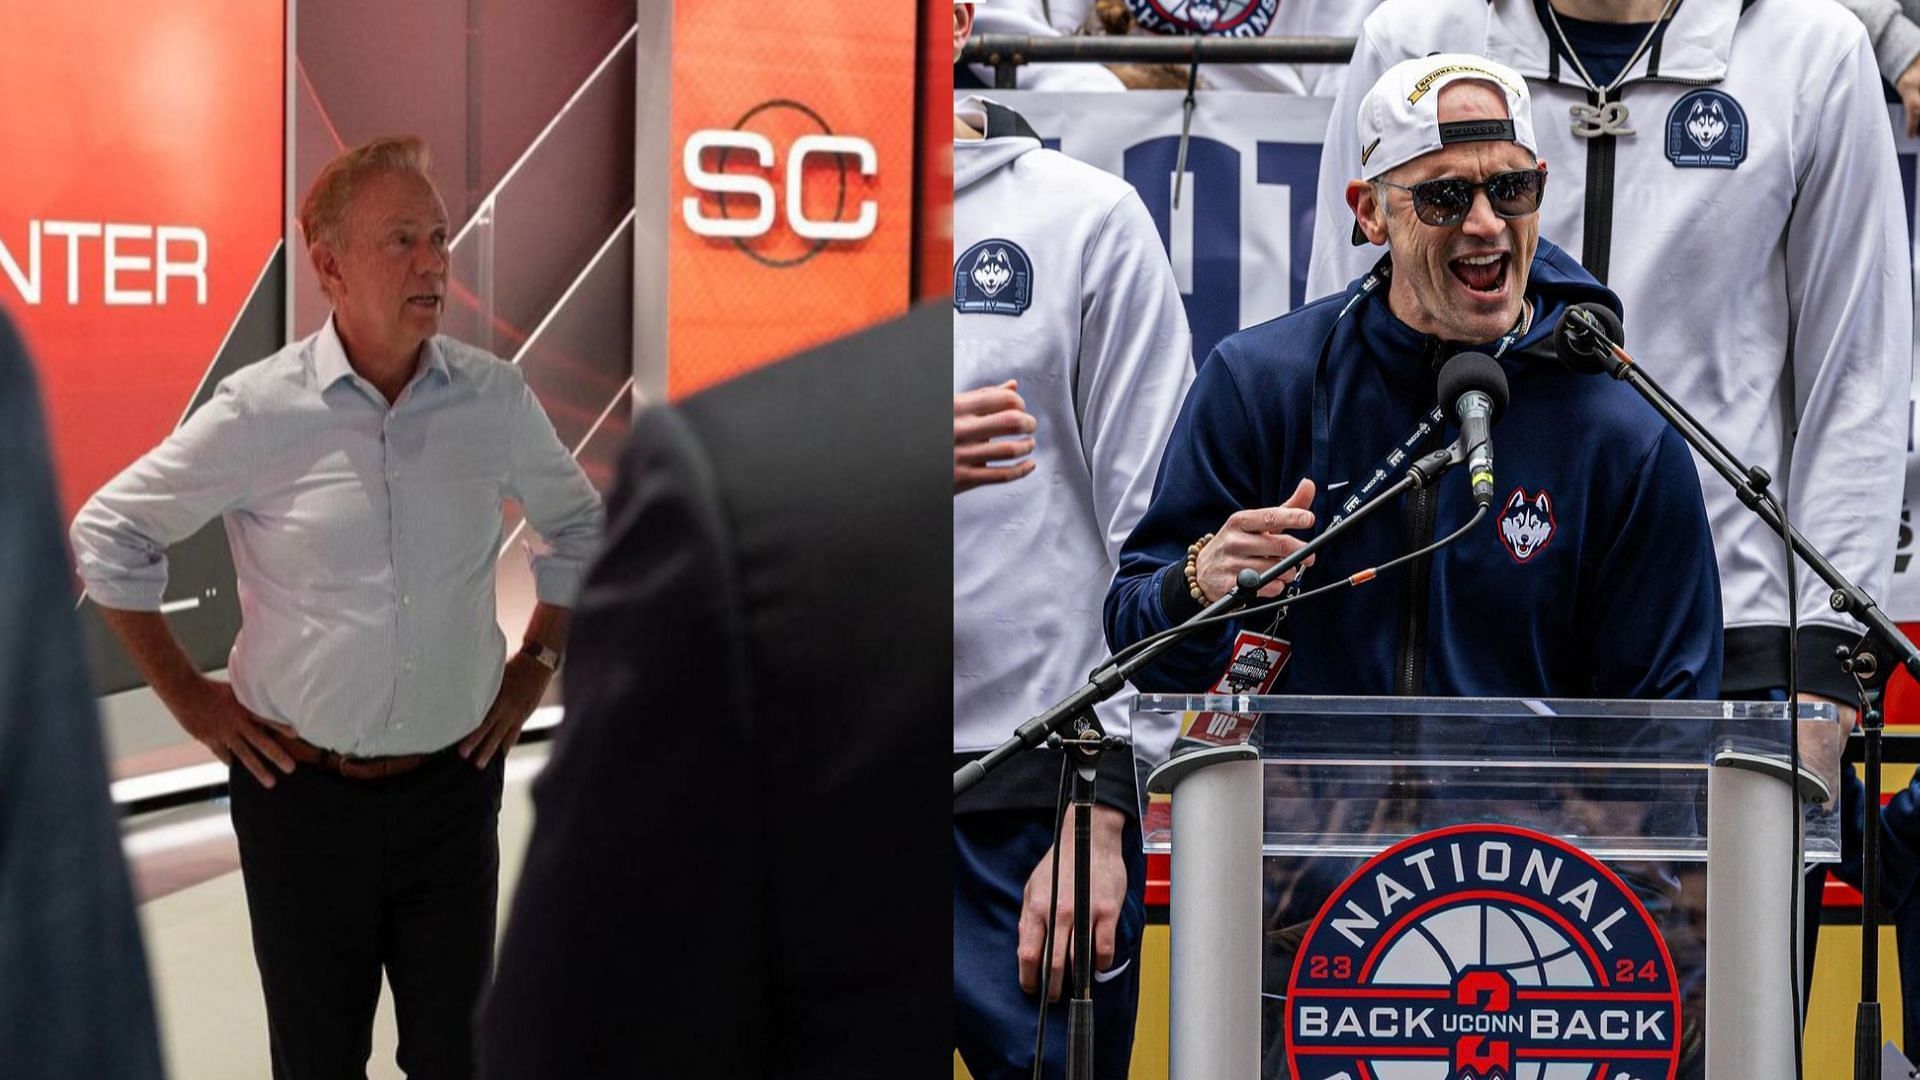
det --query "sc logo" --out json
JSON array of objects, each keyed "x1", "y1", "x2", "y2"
[{"x1": 681, "y1": 99, "x2": 877, "y2": 267}]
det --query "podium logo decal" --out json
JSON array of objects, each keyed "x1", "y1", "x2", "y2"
[{"x1": 1285, "y1": 824, "x2": 1679, "y2": 1080}]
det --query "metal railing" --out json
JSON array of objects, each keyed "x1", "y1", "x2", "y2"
[{"x1": 961, "y1": 33, "x2": 1358, "y2": 88}]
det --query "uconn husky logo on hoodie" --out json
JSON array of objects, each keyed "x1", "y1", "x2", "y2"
[
  {"x1": 954, "y1": 238, "x2": 1033, "y2": 315},
  {"x1": 1665, "y1": 89, "x2": 1748, "y2": 169},
  {"x1": 1499, "y1": 488, "x2": 1556, "y2": 563}
]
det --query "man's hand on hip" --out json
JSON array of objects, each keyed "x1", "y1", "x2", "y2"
[
  {"x1": 95, "y1": 606, "x2": 297, "y2": 787},
  {"x1": 175, "y1": 677, "x2": 298, "y2": 788},
  {"x1": 1018, "y1": 802, "x2": 1130, "y2": 1002},
  {"x1": 955, "y1": 380, "x2": 1038, "y2": 494},
  {"x1": 460, "y1": 652, "x2": 551, "y2": 768}
]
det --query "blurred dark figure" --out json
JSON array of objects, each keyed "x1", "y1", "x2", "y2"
[
  {"x1": 0, "y1": 309, "x2": 164, "y2": 1078},
  {"x1": 477, "y1": 302, "x2": 950, "y2": 1078}
]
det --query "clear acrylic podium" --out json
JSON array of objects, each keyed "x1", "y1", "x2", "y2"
[{"x1": 1139, "y1": 695, "x2": 1839, "y2": 1080}]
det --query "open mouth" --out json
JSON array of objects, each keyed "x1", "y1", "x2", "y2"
[
  {"x1": 407, "y1": 294, "x2": 442, "y2": 310},
  {"x1": 1449, "y1": 252, "x2": 1508, "y2": 295}
]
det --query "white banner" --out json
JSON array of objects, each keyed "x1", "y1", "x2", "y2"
[
  {"x1": 984, "y1": 90, "x2": 1920, "y2": 622},
  {"x1": 987, "y1": 91, "x2": 1331, "y2": 367}
]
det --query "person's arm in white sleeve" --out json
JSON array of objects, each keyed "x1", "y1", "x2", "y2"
[
  {"x1": 461, "y1": 374, "x2": 607, "y2": 768},
  {"x1": 504, "y1": 372, "x2": 607, "y2": 610},
  {"x1": 1016, "y1": 185, "x2": 1192, "y2": 1003},
  {"x1": 1078, "y1": 188, "x2": 1195, "y2": 565},
  {"x1": 1306, "y1": 25, "x2": 1392, "y2": 302},
  {"x1": 1781, "y1": 29, "x2": 1913, "y2": 683},
  {"x1": 68, "y1": 379, "x2": 300, "y2": 787},
  {"x1": 1836, "y1": 0, "x2": 1920, "y2": 135},
  {"x1": 1836, "y1": 0, "x2": 1920, "y2": 84},
  {"x1": 69, "y1": 381, "x2": 256, "y2": 611}
]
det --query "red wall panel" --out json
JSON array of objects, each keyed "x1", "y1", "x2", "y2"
[
  {"x1": 666, "y1": 0, "x2": 919, "y2": 399},
  {"x1": 0, "y1": 0, "x2": 284, "y2": 522}
]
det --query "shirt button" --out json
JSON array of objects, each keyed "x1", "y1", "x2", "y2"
[
  {"x1": 395, "y1": 719, "x2": 407, "y2": 729},
  {"x1": 390, "y1": 470, "x2": 399, "y2": 481},
  {"x1": 403, "y1": 660, "x2": 414, "y2": 671},
  {"x1": 402, "y1": 594, "x2": 412, "y2": 606}
]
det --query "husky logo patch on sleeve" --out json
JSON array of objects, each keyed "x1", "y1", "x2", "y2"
[
  {"x1": 1124, "y1": 0, "x2": 1276, "y2": 36},
  {"x1": 954, "y1": 239, "x2": 1032, "y2": 315},
  {"x1": 1498, "y1": 488, "x2": 1556, "y2": 563},
  {"x1": 1665, "y1": 89, "x2": 1747, "y2": 169}
]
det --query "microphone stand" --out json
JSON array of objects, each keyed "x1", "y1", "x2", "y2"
[
  {"x1": 1057, "y1": 723, "x2": 1117, "y2": 1080},
  {"x1": 954, "y1": 439, "x2": 1466, "y2": 798},
  {"x1": 955, "y1": 440, "x2": 1464, "y2": 1080},
  {"x1": 1569, "y1": 312, "x2": 1919, "y2": 1080}
]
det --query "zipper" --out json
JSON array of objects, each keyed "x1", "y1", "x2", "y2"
[
  {"x1": 1393, "y1": 427, "x2": 1441, "y2": 698},
  {"x1": 1580, "y1": 88, "x2": 1617, "y2": 284},
  {"x1": 1533, "y1": 0, "x2": 1713, "y2": 283},
  {"x1": 1567, "y1": 70, "x2": 1713, "y2": 281},
  {"x1": 1395, "y1": 486, "x2": 1436, "y2": 696}
]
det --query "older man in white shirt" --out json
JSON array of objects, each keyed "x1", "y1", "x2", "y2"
[{"x1": 71, "y1": 136, "x2": 603, "y2": 1080}]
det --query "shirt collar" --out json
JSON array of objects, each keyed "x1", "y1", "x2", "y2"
[
  {"x1": 313, "y1": 316, "x2": 452, "y2": 398},
  {"x1": 1488, "y1": 0, "x2": 1736, "y2": 86},
  {"x1": 418, "y1": 336, "x2": 451, "y2": 383}
]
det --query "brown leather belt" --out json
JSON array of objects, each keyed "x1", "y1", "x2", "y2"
[{"x1": 272, "y1": 731, "x2": 431, "y2": 781}]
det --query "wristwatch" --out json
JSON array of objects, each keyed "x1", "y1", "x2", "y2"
[{"x1": 519, "y1": 640, "x2": 562, "y2": 672}]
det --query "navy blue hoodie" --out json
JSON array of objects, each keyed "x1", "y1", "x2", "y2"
[{"x1": 1105, "y1": 239, "x2": 1722, "y2": 702}]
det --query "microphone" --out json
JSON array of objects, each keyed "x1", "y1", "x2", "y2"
[
  {"x1": 1553, "y1": 302, "x2": 1626, "y2": 376},
  {"x1": 1435, "y1": 352, "x2": 1509, "y2": 508}
]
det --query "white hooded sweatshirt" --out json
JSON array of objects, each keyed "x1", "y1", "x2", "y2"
[
  {"x1": 953, "y1": 96, "x2": 1194, "y2": 811},
  {"x1": 1306, "y1": 0, "x2": 1912, "y2": 698}
]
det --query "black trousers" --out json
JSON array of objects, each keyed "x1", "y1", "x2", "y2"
[{"x1": 229, "y1": 748, "x2": 504, "y2": 1080}]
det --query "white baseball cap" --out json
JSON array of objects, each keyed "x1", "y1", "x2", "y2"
[
  {"x1": 1355, "y1": 53, "x2": 1537, "y2": 183},
  {"x1": 1348, "y1": 53, "x2": 1538, "y2": 246}
]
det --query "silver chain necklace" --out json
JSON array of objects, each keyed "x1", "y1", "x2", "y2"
[{"x1": 1542, "y1": 0, "x2": 1683, "y2": 139}]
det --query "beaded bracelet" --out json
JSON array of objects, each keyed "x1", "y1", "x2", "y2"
[{"x1": 1184, "y1": 533, "x2": 1215, "y2": 604}]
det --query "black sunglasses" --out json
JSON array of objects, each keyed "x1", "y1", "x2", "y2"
[{"x1": 1376, "y1": 166, "x2": 1548, "y2": 227}]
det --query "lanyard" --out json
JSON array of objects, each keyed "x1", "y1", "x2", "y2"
[
  {"x1": 1328, "y1": 404, "x2": 1444, "y2": 528},
  {"x1": 1309, "y1": 259, "x2": 1530, "y2": 531},
  {"x1": 1241, "y1": 258, "x2": 1531, "y2": 628}
]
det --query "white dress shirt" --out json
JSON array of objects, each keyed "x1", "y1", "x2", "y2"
[{"x1": 71, "y1": 319, "x2": 606, "y2": 755}]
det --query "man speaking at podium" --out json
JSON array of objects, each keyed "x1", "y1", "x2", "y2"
[{"x1": 1105, "y1": 54, "x2": 1722, "y2": 713}]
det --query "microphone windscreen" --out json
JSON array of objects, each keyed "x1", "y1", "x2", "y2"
[
  {"x1": 1553, "y1": 302, "x2": 1623, "y2": 375},
  {"x1": 1436, "y1": 351, "x2": 1509, "y2": 423}
]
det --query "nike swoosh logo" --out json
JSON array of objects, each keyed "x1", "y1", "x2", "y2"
[{"x1": 1092, "y1": 957, "x2": 1133, "y2": 984}]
